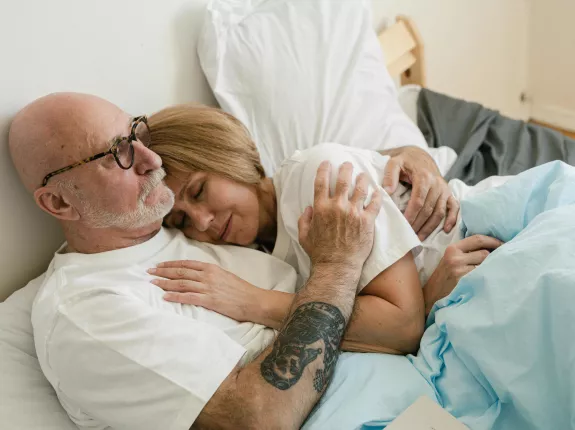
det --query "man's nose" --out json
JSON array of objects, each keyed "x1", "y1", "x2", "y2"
[{"x1": 133, "y1": 142, "x2": 162, "y2": 175}]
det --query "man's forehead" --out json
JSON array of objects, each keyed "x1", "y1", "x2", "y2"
[{"x1": 86, "y1": 111, "x2": 133, "y2": 149}]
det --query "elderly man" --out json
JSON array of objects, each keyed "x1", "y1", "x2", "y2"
[{"x1": 9, "y1": 92, "x2": 462, "y2": 430}]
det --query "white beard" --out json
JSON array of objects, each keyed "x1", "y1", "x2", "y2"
[{"x1": 62, "y1": 169, "x2": 175, "y2": 229}]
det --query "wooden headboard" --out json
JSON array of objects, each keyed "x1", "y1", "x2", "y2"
[{"x1": 379, "y1": 16, "x2": 426, "y2": 87}]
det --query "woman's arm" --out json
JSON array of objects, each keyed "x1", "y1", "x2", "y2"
[
  {"x1": 343, "y1": 252, "x2": 424, "y2": 354},
  {"x1": 254, "y1": 252, "x2": 425, "y2": 354},
  {"x1": 153, "y1": 252, "x2": 424, "y2": 354}
]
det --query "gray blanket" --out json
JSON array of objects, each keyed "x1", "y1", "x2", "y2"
[{"x1": 417, "y1": 88, "x2": 575, "y2": 185}]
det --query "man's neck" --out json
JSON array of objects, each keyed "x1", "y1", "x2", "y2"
[{"x1": 62, "y1": 221, "x2": 163, "y2": 254}]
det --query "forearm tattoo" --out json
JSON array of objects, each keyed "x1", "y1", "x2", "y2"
[{"x1": 260, "y1": 302, "x2": 345, "y2": 392}]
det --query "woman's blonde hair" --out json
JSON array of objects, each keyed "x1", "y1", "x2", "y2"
[{"x1": 148, "y1": 104, "x2": 265, "y2": 184}]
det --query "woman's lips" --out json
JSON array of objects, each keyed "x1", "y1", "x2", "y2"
[{"x1": 220, "y1": 216, "x2": 232, "y2": 242}]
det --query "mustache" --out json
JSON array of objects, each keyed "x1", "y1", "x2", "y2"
[{"x1": 139, "y1": 168, "x2": 166, "y2": 202}]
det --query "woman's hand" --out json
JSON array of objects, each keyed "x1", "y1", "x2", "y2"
[
  {"x1": 423, "y1": 235, "x2": 503, "y2": 315},
  {"x1": 148, "y1": 260, "x2": 263, "y2": 323},
  {"x1": 380, "y1": 146, "x2": 459, "y2": 241}
]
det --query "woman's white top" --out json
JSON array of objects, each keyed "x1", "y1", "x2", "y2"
[{"x1": 272, "y1": 143, "x2": 422, "y2": 291}]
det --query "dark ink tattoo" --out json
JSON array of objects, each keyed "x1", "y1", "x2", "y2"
[{"x1": 260, "y1": 302, "x2": 345, "y2": 392}]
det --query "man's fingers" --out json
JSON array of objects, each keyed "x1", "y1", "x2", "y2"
[
  {"x1": 417, "y1": 194, "x2": 448, "y2": 241},
  {"x1": 335, "y1": 162, "x2": 353, "y2": 201},
  {"x1": 298, "y1": 206, "x2": 313, "y2": 244},
  {"x1": 383, "y1": 158, "x2": 402, "y2": 194},
  {"x1": 350, "y1": 173, "x2": 369, "y2": 209},
  {"x1": 403, "y1": 176, "x2": 431, "y2": 225},
  {"x1": 443, "y1": 196, "x2": 460, "y2": 233},
  {"x1": 412, "y1": 183, "x2": 441, "y2": 234},
  {"x1": 314, "y1": 161, "x2": 331, "y2": 205},
  {"x1": 457, "y1": 235, "x2": 504, "y2": 253},
  {"x1": 365, "y1": 189, "x2": 383, "y2": 217}
]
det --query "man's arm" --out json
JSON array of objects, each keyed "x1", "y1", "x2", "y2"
[
  {"x1": 194, "y1": 162, "x2": 382, "y2": 430},
  {"x1": 379, "y1": 146, "x2": 460, "y2": 240}
]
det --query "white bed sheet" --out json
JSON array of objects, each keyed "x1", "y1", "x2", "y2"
[
  {"x1": 0, "y1": 276, "x2": 77, "y2": 429},
  {"x1": 397, "y1": 84, "x2": 422, "y2": 126}
]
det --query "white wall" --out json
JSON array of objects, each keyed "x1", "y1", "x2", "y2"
[
  {"x1": 0, "y1": 0, "x2": 215, "y2": 300},
  {"x1": 372, "y1": 0, "x2": 532, "y2": 121},
  {"x1": 0, "y1": 0, "x2": 532, "y2": 300},
  {"x1": 529, "y1": 0, "x2": 575, "y2": 131}
]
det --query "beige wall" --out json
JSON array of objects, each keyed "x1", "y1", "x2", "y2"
[
  {"x1": 372, "y1": 0, "x2": 532, "y2": 121},
  {"x1": 529, "y1": 0, "x2": 575, "y2": 131}
]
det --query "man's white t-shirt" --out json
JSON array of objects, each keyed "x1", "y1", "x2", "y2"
[
  {"x1": 31, "y1": 228, "x2": 298, "y2": 430},
  {"x1": 272, "y1": 143, "x2": 422, "y2": 290}
]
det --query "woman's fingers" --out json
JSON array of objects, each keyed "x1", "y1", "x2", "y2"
[
  {"x1": 151, "y1": 277, "x2": 206, "y2": 293},
  {"x1": 457, "y1": 235, "x2": 504, "y2": 253},
  {"x1": 149, "y1": 267, "x2": 202, "y2": 282},
  {"x1": 461, "y1": 250, "x2": 492, "y2": 266},
  {"x1": 163, "y1": 292, "x2": 205, "y2": 306},
  {"x1": 156, "y1": 260, "x2": 207, "y2": 271}
]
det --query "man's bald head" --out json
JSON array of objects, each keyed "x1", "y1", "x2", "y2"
[{"x1": 9, "y1": 92, "x2": 129, "y2": 191}]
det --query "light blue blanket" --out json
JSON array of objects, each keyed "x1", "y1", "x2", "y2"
[
  {"x1": 308, "y1": 162, "x2": 575, "y2": 430},
  {"x1": 414, "y1": 161, "x2": 575, "y2": 429}
]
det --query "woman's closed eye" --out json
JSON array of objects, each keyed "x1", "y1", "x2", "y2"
[{"x1": 194, "y1": 182, "x2": 205, "y2": 200}]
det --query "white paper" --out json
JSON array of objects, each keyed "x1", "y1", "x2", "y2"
[{"x1": 386, "y1": 396, "x2": 469, "y2": 430}]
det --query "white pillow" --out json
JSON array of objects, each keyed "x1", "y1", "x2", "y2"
[
  {"x1": 198, "y1": 0, "x2": 429, "y2": 176},
  {"x1": 0, "y1": 277, "x2": 76, "y2": 430},
  {"x1": 398, "y1": 84, "x2": 423, "y2": 126}
]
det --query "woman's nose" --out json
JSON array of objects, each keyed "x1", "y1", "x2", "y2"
[{"x1": 190, "y1": 205, "x2": 214, "y2": 232}]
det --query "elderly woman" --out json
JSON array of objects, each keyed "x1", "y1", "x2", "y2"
[{"x1": 146, "y1": 105, "x2": 501, "y2": 354}]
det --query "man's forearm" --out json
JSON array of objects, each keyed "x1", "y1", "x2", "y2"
[
  {"x1": 255, "y1": 291, "x2": 423, "y2": 354},
  {"x1": 196, "y1": 263, "x2": 361, "y2": 430}
]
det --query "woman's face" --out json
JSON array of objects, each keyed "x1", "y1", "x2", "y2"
[{"x1": 163, "y1": 171, "x2": 261, "y2": 246}]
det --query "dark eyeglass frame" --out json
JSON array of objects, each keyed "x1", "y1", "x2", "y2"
[{"x1": 41, "y1": 115, "x2": 150, "y2": 187}]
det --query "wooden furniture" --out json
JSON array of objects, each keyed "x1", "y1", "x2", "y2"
[{"x1": 379, "y1": 16, "x2": 426, "y2": 86}]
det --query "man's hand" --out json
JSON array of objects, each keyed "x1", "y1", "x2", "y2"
[
  {"x1": 381, "y1": 146, "x2": 460, "y2": 241},
  {"x1": 297, "y1": 161, "x2": 383, "y2": 268},
  {"x1": 423, "y1": 235, "x2": 503, "y2": 315}
]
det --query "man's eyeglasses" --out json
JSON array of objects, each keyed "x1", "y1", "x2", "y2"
[{"x1": 41, "y1": 116, "x2": 151, "y2": 187}]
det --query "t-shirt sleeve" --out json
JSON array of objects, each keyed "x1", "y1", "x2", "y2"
[
  {"x1": 284, "y1": 143, "x2": 421, "y2": 291},
  {"x1": 48, "y1": 289, "x2": 246, "y2": 430}
]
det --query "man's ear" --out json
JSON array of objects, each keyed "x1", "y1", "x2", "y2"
[{"x1": 34, "y1": 186, "x2": 80, "y2": 221}]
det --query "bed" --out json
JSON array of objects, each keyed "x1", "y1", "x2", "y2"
[{"x1": 1, "y1": 5, "x2": 574, "y2": 429}]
